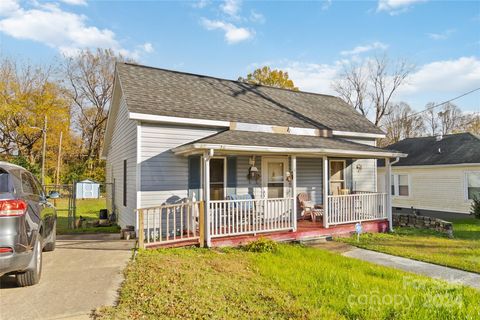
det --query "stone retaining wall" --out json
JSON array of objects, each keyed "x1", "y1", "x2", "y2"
[{"x1": 393, "y1": 213, "x2": 454, "y2": 237}]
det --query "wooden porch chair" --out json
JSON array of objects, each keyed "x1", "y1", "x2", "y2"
[{"x1": 297, "y1": 192, "x2": 323, "y2": 222}]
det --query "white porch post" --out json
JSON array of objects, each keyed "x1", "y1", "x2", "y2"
[
  {"x1": 322, "y1": 156, "x2": 329, "y2": 228},
  {"x1": 291, "y1": 155, "x2": 297, "y2": 231},
  {"x1": 385, "y1": 157, "x2": 393, "y2": 231},
  {"x1": 203, "y1": 151, "x2": 212, "y2": 247}
]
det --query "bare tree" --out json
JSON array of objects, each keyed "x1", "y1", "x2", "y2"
[
  {"x1": 333, "y1": 54, "x2": 413, "y2": 126},
  {"x1": 438, "y1": 103, "x2": 463, "y2": 135},
  {"x1": 380, "y1": 102, "x2": 424, "y2": 146},
  {"x1": 423, "y1": 102, "x2": 439, "y2": 136},
  {"x1": 369, "y1": 55, "x2": 413, "y2": 126},
  {"x1": 422, "y1": 102, "x2": 465, "y2": 136},
  {"x1": 464, "y1": 113, "x2": 480, "y2": 134},
  {"x1": 332, "y1": 62, "x2": 368, "y2": 116},
  {"x1": 63, "y1": 49, "x2": 128, "y2": 163}
]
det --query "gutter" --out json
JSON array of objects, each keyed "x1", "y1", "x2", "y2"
[{"x1": 173, "y1": 143, "x2": 408, "y2": 158}]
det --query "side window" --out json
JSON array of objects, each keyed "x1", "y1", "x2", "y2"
[
  {"x1": 0, "y1": 170, "x2": 10, "y2": 193},
  {"x1": 123, "y1": 160, "x2": 127, "y2": 207},
  {"x1": 21, "y1": 173, "x2": 39, "y2": 196},
  {"x1": 398, "y1": 175, "x2": 409, "y2": 196},
  {"x1": 392, "y1": 174, "x2": 410, "y2": 197},
  {"x1": 33, "y1": 176, "x2": 45, "y2": 198},
  {"x1": 466, "y1": 172, "x2": 480, "y2": 200},
  {"x1": 390, "y1": 175, "x2": 395, "y2": 196}
]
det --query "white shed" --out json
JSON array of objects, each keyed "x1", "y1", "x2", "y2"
[{"x1": 76, "y1": 179, "x2": 100, "y2": 199}]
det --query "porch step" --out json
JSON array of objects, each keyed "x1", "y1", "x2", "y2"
[{"x1": 297, "y1": 235, "x2": 332, "y2": 245}]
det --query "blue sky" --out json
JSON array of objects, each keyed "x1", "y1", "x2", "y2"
[{"x1": 0, "y1": 0, "x2": 479, "y2": 114}]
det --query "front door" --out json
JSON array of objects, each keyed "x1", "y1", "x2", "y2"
[
  {"x1": 263, "y1": 158, "x2": 288, "y2": 198},
  {"x1": 209, "y1": 158, "x2": 226, "y2": 200},
  {"x1": 329, "y1": 160, "x2": 346, "y2": 195}
]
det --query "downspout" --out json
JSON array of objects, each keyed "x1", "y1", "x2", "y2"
[
  {"x1": 386, "y1": 157, "x2": 400, "y2": 232},
  {"x1": 391, "y1": 157, "x2": 400, "y2": 166}
]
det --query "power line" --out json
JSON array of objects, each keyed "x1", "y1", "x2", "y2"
[
  {"x1": 386, "y1": 87, "x2": 480, "y2": 125},
  {"x1": 407, "y1": 87, "x2": 480, "y2": 119}
]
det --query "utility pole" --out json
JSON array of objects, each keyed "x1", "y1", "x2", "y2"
[
  {"x1": 41, "y1": 115, "x2": 47, "y2": 186},
  {"x1": 55, "y1": 131, "x2": 63, "y2": 186}
]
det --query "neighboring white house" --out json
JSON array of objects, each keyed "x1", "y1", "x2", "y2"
[
  {"x1": 378, "y1": 133, "x2": 480, "y2": 216},
  {"x1": 102, "y1": 62, "x2": 405, "y2": 247}
]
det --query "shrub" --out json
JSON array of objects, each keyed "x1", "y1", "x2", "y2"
[
  {"x1": 243, "y1": 238, "x2": 278, "y2": 253},
  {"x1": 471, "y1": 195, "x2": 480, "y2": 219}
]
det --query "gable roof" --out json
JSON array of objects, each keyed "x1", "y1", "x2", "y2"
[
  {"x1": 379, "y1": 133, "x2": 480, "y2": 166},
  {"x1": 173, "y1": 130, "x2": 405, "y2": 158},
  {"x1": 116, "y1": 63, "x2": 383, "y2": 135}
]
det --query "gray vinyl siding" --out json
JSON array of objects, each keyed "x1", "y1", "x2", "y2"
[
  {"x1": 105, "y1": 96, "x2": 137, "y2": 229},
  {"x1": 139, "y1": 123, "x2": 220, "y2": 208},
  {"x1": 297, "y1": 158, "x2": 323, "y2": 204},
  {"x1": 345, "y1": 138, "x2": 377, "y2": 192},
  {"x1": 236, "y1": 156, "x2": 263, "y2": 199}
]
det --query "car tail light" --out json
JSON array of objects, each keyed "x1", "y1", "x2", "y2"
[
  {"x1": 0, "y1": 199, "x2": 27, "y2": 216},
  {"x1": 0, "y1": 247, "x2": 13, "y2": 253}
]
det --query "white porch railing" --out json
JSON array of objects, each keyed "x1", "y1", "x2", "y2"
[
  {"x1": 137, "y1": 201, "x2": 202, "y2": 247},
  {"x1": 208, "y1": 197, "x2": 294, "y2": 238},
  {"x1": 327, "y1": 193, "x2": 387, "y2": 225}
]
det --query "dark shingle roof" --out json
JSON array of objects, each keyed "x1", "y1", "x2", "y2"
[
  {"x1": 116, "y1": 63, "x2": 383, "y2": 134},
  {"x1": 175, "y1": 130, "x2": 402, "y2": 157},
  {"x1": 379, "y1": 133, "x2": 480, "y2": 166}
]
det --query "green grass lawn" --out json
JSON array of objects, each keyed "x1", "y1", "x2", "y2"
[
  {"x1": 96, "y1": 245, "x2": 480, "y2": 320},
  {"x1": 54, "y1": 198, "x2": 120, "y2": 234},
  {"x1": 338, "y1": 218, "x2": 480, "y2": 274}
]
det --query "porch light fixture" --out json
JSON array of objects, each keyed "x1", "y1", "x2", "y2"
[
  {"x1": 248, "y1": 156, "x2": 260, "y2": 183},
  {"x1": 356, "y1": 163, "x2": 362, "y2": 172},
  {"x1": 286, "y1": 171, "x2": 293, "y2": 183}
]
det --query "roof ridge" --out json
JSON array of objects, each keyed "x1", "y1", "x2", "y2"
[{"x1": 119, "y1": 62, "x2": 340, "y2": 99}]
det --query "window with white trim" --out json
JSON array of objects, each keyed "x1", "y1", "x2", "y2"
[
  {"x1": 466, "y1": 171, "x2": 480, "y2": 200},
  {"x1": 391, "y1": 174, "x2": 409, "y2": 197}
]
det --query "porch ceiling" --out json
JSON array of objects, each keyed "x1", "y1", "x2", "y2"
[{"x1": 172, "y1": 130, "x2": 407, "y2": 158}]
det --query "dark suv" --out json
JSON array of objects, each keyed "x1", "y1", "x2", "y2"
[{"x1": 0, "y1": 162, "x2": 57, "y2": 287}]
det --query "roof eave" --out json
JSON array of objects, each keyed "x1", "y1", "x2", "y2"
[
  {"x1": 101, "y1": 69, "x2": 122, "y2": 158},
  {"x1": 172, "y1": 143, "x2": 407, "y2": 158}
]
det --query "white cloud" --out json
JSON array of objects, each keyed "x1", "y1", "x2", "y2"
[
  {"x1": 142, "y1": 42, "x2": 154, "y2": 53},
  {"x1": 250, "y1": 10, "x2": 265, "y2": 23},
  {"x1": 340, "y1": 42, "x2": 388, "y2": 56},
  {"x1": 247, "y1": 59, "x2": 341, "y2": 94},
  {"x1": 247, "y1": 56, "x2": 480, "y2": 110},
  {"x1": 0, "y1": 0, "x2": 20, "y2": 16},
  {"x1": 221, "y1": 0, "x2": 241, "y2": 17},
  {"x1": 60, "y1": 0, "x2": 88, "y2": 6},
  {"x1": 0, "y1": 1, "x2": 153, "y2": 59},
  {"x1": 426, "y1": 29, "x2": 455, "y2": 40},
  {"x1": 377, "y1": 0, "x2": 427, "y2": 15},
  {"x1": 192, "y1": 0, "x2": 210, "y2": 9},
  {"x1": 322, "y1": 0, "x2": 332, "y2": 11},
  {"x1": 398, "y1": 56, "x2": 480, "y2": 96},
  {"x1": 201, "y1": 18, "x2": 253, "y2": 44}
]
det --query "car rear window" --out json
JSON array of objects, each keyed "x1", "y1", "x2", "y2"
[{"x1": 0, "y1": 171, "x2": 10, "y2": 193}]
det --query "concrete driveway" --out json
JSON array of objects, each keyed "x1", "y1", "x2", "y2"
[{"x1": 0, "y1": 234, "x2": 134, "y2": 320}]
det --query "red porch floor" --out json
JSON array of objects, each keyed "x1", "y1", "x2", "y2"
[
  {"x1": 144, "y1": 219, "x2": 389, "y2": 249},
  {"x1": 211, "y1": 219, "x2": 389, "y2": 247}
]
